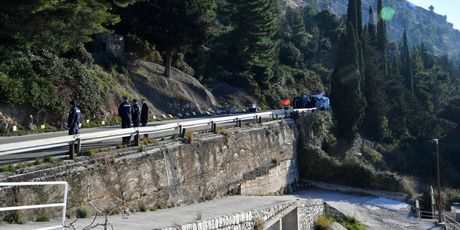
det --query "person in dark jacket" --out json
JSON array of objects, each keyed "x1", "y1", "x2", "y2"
[
  {"x1": 132, "y1": 99, "x2": 141, "y2": 144},
  {"x1": 68, "y1": 100, "x2": 82, "y2": 135},
  {"x1": 68, "y1": 100, "x2": 82, "y2": 154},
  {"x1": 118, "y1": 96, "x2": 132, "y2": 145},
  {"x1": 132, "y1": 99, "x2": 141, "y2": 127},
  {"x1": 140, "y1": 99, "x2": 149, "y2": 127}
]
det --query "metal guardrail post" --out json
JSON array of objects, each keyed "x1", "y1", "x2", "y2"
[
  {"x1": 178, "y1": 125, "x2": 182, "y2": 136},
  {"x1": 135, "y1": 130, "x2": 140, "y2": 147},
  {"x1": 70, "y1": 138, "x2": 80, "y2": 160},
  {"x1": 181, "y1": 128, "x2": 187, "y2": 138},
  {"x1": 210, "y1": 122, "x2": 216, "y2": 133},
  {"x1": 258, "y1": 116, "x2": 262, "y2": 123}
]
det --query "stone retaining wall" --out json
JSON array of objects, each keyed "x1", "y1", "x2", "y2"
[
  {"x1": 161, "y1": 199, "x2": 326, "y2": 230},
  {"x1": 0, "y1": 121, "x2": 299, "y2": 220}
]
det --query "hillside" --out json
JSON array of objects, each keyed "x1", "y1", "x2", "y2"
[
  {"x1": 0, "y1": 55, "x2": 219, "y2": 131},
  {"x1": 290, "y1": 0, "x2": 460, "y2": 59}
]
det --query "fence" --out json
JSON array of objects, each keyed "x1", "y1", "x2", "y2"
[
  {"x1": 0, "y1": 181, "x2": 68, "y2": 230},
  {"x1": 420, "y1": 210, "x2": 460, "y2": 230},
  {"x1": 0, "y1": 108, "x2": 316, "y2": 160}
]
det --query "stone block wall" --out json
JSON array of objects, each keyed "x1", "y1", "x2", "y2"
[
  {"x1": 160, "y1": 199, "x2": 327, "y2": 230},
  {"x1": 0, "y1": 121, "x2": 298, "y2": 219},
  {"x1": 298, "y1": 199, "x2": 324, "y2": 230}
]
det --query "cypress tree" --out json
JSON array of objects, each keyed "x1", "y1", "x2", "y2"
[
  {"x1": 330, "y1": 22, "x2": 366, "y2": 142},
  {"x1": 347, "y1": 0, "x2": 358, "y2": 30},
  {"x1": 367, "y1": 7, "x2": 377, "y2": 42},
  {"x1": 363, "y1": 37, "x2": 389, "y2": 141},
  {"x1": 377, "y1": 0, "x2": 387, "y2": 54},
  {"x1": 357, "y1": 0, "x2": 363, "y2": 35},
  {"x1": 401, "y1": 29, "x2": 414, "y2": 95}
]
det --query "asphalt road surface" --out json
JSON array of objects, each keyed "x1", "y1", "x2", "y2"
[{"x1": 0, "y1": 116, "x2": 228, "y2": 166}]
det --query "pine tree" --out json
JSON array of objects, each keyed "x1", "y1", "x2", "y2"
[
  {"x1": 400, "y1": 29, "x2": 414, "y2": 95},
  {"x1": 229, "y1": 0, "x2": 281, "y2": 91},
  {"x1": 0, "y1": 0, "x2": 119, "y2": 52},
  {"x1": 286, "y1": 8, "x2": 308, "y2": 51},
  {"x1": 123, "y1": 0, "x2": 216, "y2": 77}
]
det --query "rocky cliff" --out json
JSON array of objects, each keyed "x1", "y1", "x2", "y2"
[{"x1": 290, "y1": 0, "x2": 460, "y2": 58}]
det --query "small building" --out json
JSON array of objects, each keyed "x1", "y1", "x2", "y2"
[{"x1": 89, "y1": 34, "x2": 125, "y2": 60}]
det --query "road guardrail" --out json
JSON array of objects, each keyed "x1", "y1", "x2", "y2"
[{"x1": 0, "y1": 108, "x2": 316, "y2": 160}]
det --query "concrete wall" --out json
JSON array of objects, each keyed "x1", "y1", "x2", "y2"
[
  {"x1": 240, "y1": 158, "x2": 297, "y2": 196},
  {"x1": 0, "y1": 121, "x2": 298, "y2": 219}
]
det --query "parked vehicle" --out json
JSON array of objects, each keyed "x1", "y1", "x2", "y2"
[{"x1": 292, "y1": 92, "x2": 330, "y2": 110}]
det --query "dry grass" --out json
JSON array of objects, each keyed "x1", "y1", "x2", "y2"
[
  {"x1": 273, "y1": 152, "x2": 282, "y2": 166},
  {"x1": 254, "y1": 218, "x2": 264, "y2": 230},
  {"x1": 315, "y1": 215, "x2": 332, "y2": 230},
  {"x1": 187, "y1": 131, "x2": 194, "y2": 143}
]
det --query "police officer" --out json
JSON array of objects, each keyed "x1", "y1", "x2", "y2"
[
  {"x1": 118, "y1": 96, "x2": 132, "y2": 145},
  {"x1": 68, "y1": 100, "x2": 82, "y2": 154},
  {"x1": 68, "y1": 100, "x2": 82, "y2": 135}
]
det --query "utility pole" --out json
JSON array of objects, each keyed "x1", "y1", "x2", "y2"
[{"x1": 433, "y1": 138, "x2": 443, "y2": 224}]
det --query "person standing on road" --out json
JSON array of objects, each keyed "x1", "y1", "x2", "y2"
[
  {"x1": 68, "y1": 100, "x2": 82, "y2": 154},
  {"x1": 132, "y1": 99, "x2": 141, "y2": 144},
  {"x1": 68, "y1": 100, "x2": 82, "y2": 135},
  {"x1": 132, "y1": 99, "x2": 141, "y2": 127},
  {"x1": 141, "y1": 99, "x2": 149, "y2": 127},
  {"x1": 118, "y1": 96, "x2": 132, "y2": 145},
  {"x1": 140, "y1": 99, "x2": 149, "y2": 140}
]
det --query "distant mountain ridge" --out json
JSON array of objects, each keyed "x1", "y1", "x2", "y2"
[{"x1": 288, "y1": 0, "x2": 460, "y2": 59}]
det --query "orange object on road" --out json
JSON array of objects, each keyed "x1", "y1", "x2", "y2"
[{"x1": 281, "y1": 98, "x2": 291, "y2": 107}]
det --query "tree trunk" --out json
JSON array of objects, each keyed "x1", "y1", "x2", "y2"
[{"x1": 164, "y1": 52, "x2": 173, "y2": 77}]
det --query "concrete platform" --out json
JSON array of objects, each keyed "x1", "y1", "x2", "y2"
[{"x1": 0, "y1": 196, "x2": 298, "y2": 230}]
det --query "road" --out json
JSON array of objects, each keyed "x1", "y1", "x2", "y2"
[{"x1": 0, "y1": 116, "x2": 226, "y2": 166}]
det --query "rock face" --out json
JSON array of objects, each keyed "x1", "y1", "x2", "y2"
[
  {"x1": 0, "y1": 121, "x2": 299, "y2": 220},
  {"x1": 127, "y1": 59, "x2": 218, "y2": 115},
  {"x1": 291, "y1": 0, "x2": 460, "y2": 58}
]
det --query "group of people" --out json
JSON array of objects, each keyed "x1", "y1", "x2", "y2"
[
  {"x1": 67, "y1": 97, "x2": 150, "y2": 146},
  {"x1": 118, "y1": 97, "x2": 150, "y2": 144}
]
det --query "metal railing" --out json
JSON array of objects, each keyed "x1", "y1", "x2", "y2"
[
  {"x1": 0, "y1": 181, "x2": 68, "y2": 230},
  {"x1": 420, "y1": 210, "x2": 460, "y2": 230},
  {"x1": 0, "y1": 108, "x2": 316, "y2": 159}
]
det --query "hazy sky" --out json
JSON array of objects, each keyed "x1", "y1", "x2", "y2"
[{"x1": 408, "y1": 0, "x2": 460, "y2": 30}]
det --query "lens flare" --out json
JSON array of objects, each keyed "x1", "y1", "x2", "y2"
[{"x1": 381, "y1": 7, "x2": 396, "y2": 21}]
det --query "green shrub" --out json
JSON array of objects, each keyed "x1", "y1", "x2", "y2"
[
  {"x1": 43, "y1": 156, "x2": 60, "y2": 164},
  {"x1": 138, "y1": 203, "x2": 147, "y2": 212},
  {"x1": 34, "y1": 158, "x2": 44, "y2": 165},
  {"x1": 76, "y1": 207, "x2": 90, "y2": 218},
  {"x1": 315, "y1": 215, "x2": 332, "y2": 230},
  {"x1": 339, "y1": 216, "x2": 366, "y2": 230},
  {"x1": 3, "y1": 210, "x2": 25, "y2": 224},
  {"x1": 36, "y1": 214, "x2": 50, "y2": 222}
]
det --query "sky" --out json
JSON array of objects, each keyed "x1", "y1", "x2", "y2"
[{"x1": 408, "y1": 0, "x2": 460, "y2": 30}]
